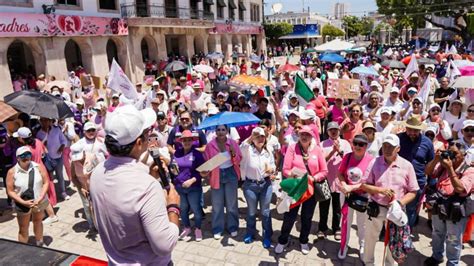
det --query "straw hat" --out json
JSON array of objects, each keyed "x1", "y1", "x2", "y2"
[{"x1": 403, "y1": 115, "x2": 427, "y2": 130}]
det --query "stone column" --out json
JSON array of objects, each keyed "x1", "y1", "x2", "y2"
[
  {"x1": 155, "y1": 30, "x2": 168, "y2": 60},
  {"x1": 0, "y1": 38, "x2": 13, "y2": 98},
  {"x1": 40, "y1": 38, "x2": 69, "y2": 81}
]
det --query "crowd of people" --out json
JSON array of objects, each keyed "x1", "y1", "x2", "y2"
[{"x1": 1, "y1": 41, "x2": 474, "y2": 266}]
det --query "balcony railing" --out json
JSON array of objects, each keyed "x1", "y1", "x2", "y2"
[{"x1": 121, "y1": 3, "x2": 214, "y2": 20}]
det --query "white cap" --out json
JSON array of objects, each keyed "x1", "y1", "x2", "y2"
[
  {"x1": 407, "y1": 87, "x2": 418, "y2": 94},
  {"x1": 112, "y1": 93, "x2": 120, "y2": 98},
  {"x1": 425, "y1": 126, "x2": 439, "y2": 135},
  {"x1": 463, "y1": 120, "x2": 474, "y2": 129},
  {"x1": 152, "y1": 81, "x2": 159, "y2": 86},
  {"x1": 380, "y1": 107, "x2": 392, "y2": 115},
  {"x1": 288, "y1": 93, "x2": 298, "y2": 99},
  {"x1": 428, "y1": 103, "x2": 441, "y2": 111},
  {"x1": 252, "y1": 127, "x2": 266, "y2": 137},
  {"x1": 83, "y1": 122, "x2": 96, "y2": 132},
  {"x1": 105, "y1": 105, "x2": 157, "y2": 145},
  {"x1": 51, "y1": 91, "x2": 61, "y2": 96},
  {"x1": 94, "y1": 101, "x2": 106, "y2": 110},
  {"x1": 410, "y1": 72, "x2": 419, "y2": 78},
  {"x1": 13, "y1": 127, "x2": 32, "y2": 138},
  {"x1": 16, "y1": 146, "x2": 31, "y2": 157},
  {"x1": 390, "y1": 87, "x2": 400, "y2": 94},
  {"x1": 76, "y1": 98, "x2": 85, "y2": 106},
  {"x1": 207, "y1": 104, "x2": 219, "y2": 115},
  {"x1": 370, "y1": 81, "x2": 380, "y2": 87},
  {"x1": 288, "y1": 110, "x2": 300, "y2": 117},
  {"x1": 387, "y1": 200, "x2": 408, "y2": 227},
  {"x1": 300, "y1": 109, "x2": 316, "y2": 120},
  {"x1": 70, "y1": 143, "x2": 84, "y2": 162},
  {"x1": 383, "y1": 134, "x2": 400, "y2": 147}
]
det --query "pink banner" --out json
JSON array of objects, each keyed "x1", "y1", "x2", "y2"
[
  {"x1": 209, "y1": 22, "x2": 262, "y2": 35},
  {"x1": 0, "y1": 13, "x2": 128, "y2": 37}
]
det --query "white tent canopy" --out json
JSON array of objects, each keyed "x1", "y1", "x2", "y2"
[{"x1": 314, "y1": 39, "x2": 355, "y2": 52}]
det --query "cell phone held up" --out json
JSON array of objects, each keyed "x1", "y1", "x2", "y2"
[{"x1": 149, "y1": 148, "x2": 171, "y2": 189}]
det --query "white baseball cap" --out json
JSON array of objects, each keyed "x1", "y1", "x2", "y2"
[
  {"x1": 105, "y1": 105, "x2": 157, "y2": 145},
  {"x1": 76, "y1": 98, "x2": 85, "y2": 106},
  {"x1": 380, "y1": 107, "x2": 392, "y2": 115},
  {"x1": 112, "y1": 93, "x2": 120, "y2": 99},
  {"x1": 252, "y1": 127, "x2": 266, "y2": 137},
  {"x1": 70, "y1": 143, "x2": 84, "y2": 162},
  {"x1": 16, "y1": 146, "x2": 32, "y2": 157},
  {"x1": 13, "y1": 127, "x2": 32, "y2": 139},
  {"x1": 383, "y1": 134, "x2": 400, "y2": 147},
  {"x1": 300, "y1": 109, "x2": 316, "y2": 120},
  {"x1": 407, "y1": 87, "x2": 418, "y2": 94},
  {"x1": 463, "y1": 120, "x2": 474, "y2": 129},
  {"x1": 390, "y1": 87, "x2": 400, "y2": 94},
  {"x1": 152, "y1": 81, "x2": 159, "y2": 86},
  {"x1": 387, "y1": 200, "x2": 408, "y2": 227},
  {"x1": 83, "y1": 122, "x2": 97, "y2": 132}
]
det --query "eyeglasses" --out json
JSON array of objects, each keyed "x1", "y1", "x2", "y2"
[
  {"x1": 18, "y1": 153, "x2": 32, "y2": 160},
  {"x1": 353, "y1": 141, "x2": 367, "y2": 147}
]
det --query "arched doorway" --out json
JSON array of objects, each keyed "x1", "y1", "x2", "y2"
[
  {"x1": 140, "y1": 36, "x2": 158, "y2": 62},
  {"x1": 7, "y1": 40, "x2": 36, "y2": 77},
  {"x1": 207, "y1": 35, "x2": 217, "y2": 53},
  {"x1": 106, "y1": 39, "x2": 119, "y2": 66},
  {"x1": 141, "y1": 39, "x2": 149, "y2": 62},
  {"x1": 194, "y1": 35, "x2": 205, "y2": 55},
  {"x1": 65, "y1": 39, "x2": 83, "y2": 71}
]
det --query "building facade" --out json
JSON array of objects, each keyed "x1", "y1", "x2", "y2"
[{"x1": 0, "y1": 0, "x2": 265, "y2": 98}]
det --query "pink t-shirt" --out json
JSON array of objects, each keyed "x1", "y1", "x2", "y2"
[
  {"x1": 282, "y1": 143, "x2": 328, "y2": 182},
  {"x1": 338, "y1": 152, "x2": 374, "y2": 193},
  {"x1": 321, "y1": 138, "x2": 352, "y2": 191},
  {"x1": 330, "y1": 105, "x2": 347, "y2": 125},
  {"x1": 341, "y1": 119, "x2": 363, "y2": 144}
]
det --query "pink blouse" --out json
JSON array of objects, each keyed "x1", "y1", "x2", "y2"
[
  {"x1": 203, "y1": 138, "x2": 242, "y2": 189},
  {"x1": 282, "y1": 143, "x2": 328, "y2": 182}
]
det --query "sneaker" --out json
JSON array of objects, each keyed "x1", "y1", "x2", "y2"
[
  {"x1": 263, "y1": 238, "x2": 271, "y2": 249},
  {"x1": 213, "y1": 233, "x2": 222, "y2": 240},
  {"x1": 43, "y1": 216, "x2": 59, "y2": 225},
  {"x1": 62, "y1": 193, "x2": 70, "y2": 201},
  {"x1": 179, "y1": 227, "x2": 192, "y2": 240},
  {"x1": 36, "y1": 240, "x2": 44, "y2": 247},
  {"x1": 274, "y1": 243, "x2": 287, "y2": 254},
  {"x1": 300, "y1": 243, "x2": 310, "y2": 255},
  {"x1": 338, "y1": 245, "x2": 348, "y2": 259},
  {"x1": 423, "y1": 257, "x2": 443, "y2": 265},
  {"x1": 244, "y1": 234, "x2": 254, "y2": 244},
  {"x1": 230, "y1": 231, "x2": 238, "y2": 237},
  {"x1": 334, "y1": 230, "x2": 342, "y2": 241},
  {"x1": 359, "y1": 245, "x2": 365, "y2": 259},
  {"x1": 316, "y1": 230, "x2": 327, "y2": 239},
  {"x1": 194, "y1": 228, "x2": 202, "y2": 242},
  {"x1": 53, "y1": 179, "x2": 58, "y2": 184}
]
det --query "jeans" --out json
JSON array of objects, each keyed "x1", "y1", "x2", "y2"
[
  {"x1": 177, "y1": 186, "x2": 203, "y2": 228},
  {"x1": 406, "y1": 189, "x2": 423, "y2": 229},
  {"x1": 278, "y1": 195, "x2": 317, "y2": 245},
  {"x1": 78, "y1": 190, "x2": 94, "y2": 229},
  {"x1": 242, "y1": 179, "x2": 273, "y2": 239},
  {"x1": 318, "y1": 192, "x2": 342, "y2": 232},
  {"x1": 48, "y1": 157, "x2": 66, "y2": 196},
  {"x1": 431, "y1": 214, "x2": 468, "y2": 266},
  {"x1": 211, "y1": 167, "x2": 239, "y2": 234}
]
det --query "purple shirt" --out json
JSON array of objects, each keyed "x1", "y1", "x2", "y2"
[
  {"x1": 90, "y1": 156, "x2": 179, "y2": 265},
  {"x1": 366, "y1": 155, "x2": 420, "y2": 206},
  {"x1": 36, "y1": 126, "x2": 67, "y2": 159},
  {"x1": 172, "y1": 148, "x2": 205, "y2": 188}
]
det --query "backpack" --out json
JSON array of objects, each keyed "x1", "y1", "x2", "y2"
[{"x1": 388, "y1": 222, "x2": 414, "y2": 263}]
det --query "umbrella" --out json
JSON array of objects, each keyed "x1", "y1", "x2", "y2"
[
  {"x1": 193, "y1": 64, "x2": 214, "y2": 73},
  {"x1": 277, "y1": 63, "x2": 300, "y2": 73},
  {"x1": 45, "y1": 80, "x2": 72, "y2": 94},
  {"x1": 197, "y1": 111, "x2": 260, "y2": 130},
  {"x1": 453, "y1": 60, "x2": 474, "y2": 68},
  {"x1": 418, "y1": 58, "x2": 438, "y2": 65},
  {"x1": 460, "y1": 66, "x2": 474, "y2": 76},
  {"x1": 350, "y1": 66, "x2": 379, "y2": 76},
  {"x1": 206, "y1": 52, "x2": 224, "y2": 60},
  {"x1": 229, "y1": 74, "x2": 273, "y2": 90},
  {"x1": 249, "y1": 54, "x2": 262, "y2": 63},
  {"x1": 401, "y1": 54, "x2": 421, "y2": 65},
  {"x1": 4, "y1": 90, "x2": 74, "y2": 119},
  {"x1": 320, "y1": 53, "x2": 346, "y2": 63},
  {"x1": 451, "y1": 76, "x2": 474, "y2": 88},
  {"x1": 215, "y1": 81, "x2": 230, "y2": 92},
  {"x1": 303, "y1": 48, "x2": 317, "y2": 53},
  {"x1": 314, "y1": 39, "x2": 354, "y2": 52},
  {"x1": 381, "y1": 60, "x2": 406, "y2": 69},
  {"x1": 164, "y1": 60, "x2": 187, "y2": 72},
  {"x1": 0, "y1": 101, "x2": 18, "y2": 123}
]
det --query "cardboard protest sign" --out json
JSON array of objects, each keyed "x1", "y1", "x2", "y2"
[
  {"x1": 80, "y1": 74, "x2": 92, "y2": 86},
  {"x1": 91, "y1": 75, "x2": 101, "y2": 89},
  {"x1": 326, "y1": 79, "x2": 361, "y2": 99},
  {"x1": 196, "y1": 153, "x2": 230, "y2": 172}
]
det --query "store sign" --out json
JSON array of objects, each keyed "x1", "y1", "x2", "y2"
[
  {"x1": 209, "y1": 22, "x2": 262, "y2": 34},
  {"x1": 0, "y1": 13, "x2": 128, "y2": 37}
]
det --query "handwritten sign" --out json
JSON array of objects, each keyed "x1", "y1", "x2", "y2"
[{"x1": 327, "y1": 79, "x2": 361, "y2": 99}]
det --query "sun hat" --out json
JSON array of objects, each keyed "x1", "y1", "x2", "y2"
[
  {"x1": 362, "y1": 121, "x2": 376, "y2": 131},
  {"x1": 383, "y1": 134, "x2": 400, "y2": 147},
  {"x1": 105, "y1": 105, "x2": 156, "y2": 145},
  {"x1": 13, "y1": 127, "x2": 32, "y2": 139},
  {"x1": 252, "y1": 127, "x2": 266, "y2": 137},
  {"x1": 16, "y1": 146, "x2": 32, "y2": 157},
  {"x1": 403, "y1": 115, "x2": 427, "y2": 130},
  {"x1": 176, "y1": 130, "x2": 199, "y2": 142}
]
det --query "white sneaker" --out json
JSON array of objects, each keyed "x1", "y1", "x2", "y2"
[
  {"x1": 43, "y1": 216, "x2": 59, "y2": 225},
  {"x1": 213, "y1": 233, "x2": 222, "y2": 240},
  {"x1": 359, "y1": 245, "x2": 365, "y2": 259},
  {"x1": 300, "y1": 243, "x2": 310, "y2": 255},
  {"x1": 338, "y1": 245, "x2": 348, "y2": 259},
  {"x1": 36, "y1": 240, "x2": 44, "y2": 247},
  {"x1": 53, "y1": 179, "x2": 58, "y2": 184},
  {"x1": 274, "y1": 243, "x2": 287, "y2": 254},
  {"x1": 62, "y1": 193, "x2": 71, "y2": 201},
  {"x1": 230, "y1": 231, "x2": 238, "y2": 237},
  {"x1": 179, "y1": 227, "x2": 192, "y2": 240}
]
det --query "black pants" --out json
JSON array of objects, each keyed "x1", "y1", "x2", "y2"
[
  {"x1": 278, "y1": 196, "x2": 317, "y2": 245},
  {"x1": 318, "y1": 192, "x2": 341, "y2": 232}
]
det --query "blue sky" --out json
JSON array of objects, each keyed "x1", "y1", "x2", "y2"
[{"x1": 263, "y1": 0, "x2": 377, "y2": 17}]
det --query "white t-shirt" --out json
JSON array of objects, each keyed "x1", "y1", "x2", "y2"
[{"x1": 443, "y1": 111, "x2": 465, "y2": 128}]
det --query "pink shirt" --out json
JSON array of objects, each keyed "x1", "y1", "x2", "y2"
[
  {"x1": 329, "y1": 105, "x2": 347, "y2": 125},
  {"x1": 338, "y1": 152, "x2": 374, "y2": 193},
  {"x1": 321, "y1": 138, "x2": 352, "y2": 191},
  {"x1": 366, "y1": 156, "x2": 419, "y2": 206},
  {"x1": 204, "y1": 138, "x2": 242, "y2": 189},
  {"x1": 341, "y1": 118, "x2": 363, "y2": 144},
  {"x1": 282, "y1": 143, "x2": 328, "y2": 182}
]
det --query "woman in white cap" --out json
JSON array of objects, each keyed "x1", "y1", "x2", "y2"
[
  {"x1": 362, "y1": 121, "x2": 383, "y2": 157},
  {"x1": 424, "y1": 103, "x2": 452, "y2": 144},
  {"x1": 399, "y1": 97, "x2": 427, "y2": 121},
  {"x1": 453, "y1": 103, "x2": 474, "y2": 140},
  {"x1": 6, "y1": 146, "x2": 49, "y2": 245},
  {"x1": 375, "y1": 107, "x2": 395, "y2": 136},
  {"x1": 442, "y1": 99, "x2": 465, "y2": 128}
]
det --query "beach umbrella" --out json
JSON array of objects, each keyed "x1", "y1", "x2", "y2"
[
  {"x1": 381, "y1": 60, "x2": 406, "y2": 69},
  {"x1": 277, "y1": 63, "x2": 300, "y2": 73},
  {"x1": 197, "y1": 111, "x2": 260, "y2": 130},
  {"x1": 193, "y1": 64, "x2": 214, "y2": 73},
  {"x1": 350, "y1": 66, "x2": 379, "y2": 76},
  {"x1": 206, "y1": 52, "x2": 224, "y2": 60},
  {"x1": 460, "y1": 66, "x2": 474, "y2": 76},
  {"x1": 451, "y1": 76, "x2": 474, "y2": 88},
  {"x1": 320, "y1": 53, "x2": 346, "y2": 63},
  {"x1": 164, "y1": 60, "x2": 187, "y2": 72},
  {"x1": 4, "y1": 90, "x2": 74, "y2": 119},
  {"x1": 0, "y1": 101, "x2": 18, "y2": 123}
]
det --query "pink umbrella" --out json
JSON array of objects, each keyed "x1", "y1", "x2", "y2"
[{"x1": 460, "y1": 66, "x2": 474, "y2": 76}]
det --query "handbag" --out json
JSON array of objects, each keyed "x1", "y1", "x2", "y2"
[
  {"x1": 298, "y1": 143, "x2": 331, "y2": 202},
  {"x1": 15, "y1": 168, "x2": 35, "y2": 213},
  {"x1": 347, "y1": 193, "x2": 369, "y2": 212},
  {"x1": 367, "y1": 201, "x2": 380, "y2": 218}
]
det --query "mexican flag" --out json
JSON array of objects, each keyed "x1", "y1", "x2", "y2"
[
  {"x1": 295, "y1": 74, "x2": 314, "y2": 107},
  {"x1": 276, "y1": 174, "x2": 314, "y2": 214},
  {"x1": 186, "y1": 59, "x2": 193, "y2": 81}
]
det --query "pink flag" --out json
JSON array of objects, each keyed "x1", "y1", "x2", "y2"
[{"x1": 403, "y1": 54, "x2": 419, "y2": 80}]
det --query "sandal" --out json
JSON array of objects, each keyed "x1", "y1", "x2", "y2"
[{"x1": 334, "y1": 230, "x2": 342, "y2": 241}]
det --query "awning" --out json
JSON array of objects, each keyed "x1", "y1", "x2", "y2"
[
  {"x1": 217, "y1": 0, "x2": 226, "y2": 7},
  {"x1": 238, "y1": 1, "x2": 246, "y2": 10},
  {"x1": 228, "y1": 0, "x2": 237, "y2": 9},
  {"x1": 279, "y1": 34, "x2": 321, "y2": 39},
  {"x1": 204, "y1": 0, "x2": 214, "y2": 5}
]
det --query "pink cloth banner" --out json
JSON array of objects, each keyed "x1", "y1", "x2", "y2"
[
  {"x1": 0, "y1": 13, "x2": 128, "y2": 37},
  {"x1": 209, "y1": 22, "x2": 262, "y2": 34}
]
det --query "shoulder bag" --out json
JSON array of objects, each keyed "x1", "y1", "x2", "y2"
[
  {"x1": 15, "y1": 168, "x2": 35, "y2": 213},
  {"x1": 298, "y1": 143, "x2": 331, "y2": 202}
]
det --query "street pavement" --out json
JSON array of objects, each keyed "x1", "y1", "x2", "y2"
[{"x1": 1, "y1": 180, "x2": 473, "y2": 266}]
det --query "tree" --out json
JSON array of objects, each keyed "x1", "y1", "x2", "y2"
[
  {"x1": 376, "y1": 0, "x2": 473, "y2": 44},
  {"x1": 322, "y1": 24, "x2": 345, "y2": 39},
  {"x1": 263, "y1": 22, "x2": 294, "y2": 43},
  {"x1": 342, "y1": 15, "x2": 362, "y2": 38}
]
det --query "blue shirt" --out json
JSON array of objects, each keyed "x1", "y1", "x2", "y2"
[{"x1": 397, "y1": 133, "x2": 434, "y2": 188}]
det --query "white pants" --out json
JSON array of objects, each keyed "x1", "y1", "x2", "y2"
[
  {"x1": 341, "y1": 197, "x2": 366, "y2": 248},
  {"x1": 363, "y1": 206, "x2": 398, "y2": 266}
]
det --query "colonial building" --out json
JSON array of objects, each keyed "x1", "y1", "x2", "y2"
[{"x1": 0, "y1": 0, "x2": 265, "y2": 98}]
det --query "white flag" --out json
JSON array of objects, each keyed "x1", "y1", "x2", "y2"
[
  {"x1": 441, "y1": 88, "x2": 458, "y2": 117},
  {"x1": 445, "y1": 43, "x2": 450, "y2": 54},
  {"x1": 384, "y1": 48, "x2": 393, "y2": 57},
  {"x1": 107, "y1": 58, "x2": 138, "y2": 100},
  {"x1": 428, "y1": 45, "x2": 440, "y2": 53},
  {"x1": 449, "y1": 45, "x2": 458, "y2": 54},
  {"x1": 403, "y1": 54, "x2": 419, "y2": 80},
  {"x1": 446, "y1": 60, "x2": 462, "y2": 85},
  {"x1": 419, "y1": 74, "x2": 431, "y2": 106}
]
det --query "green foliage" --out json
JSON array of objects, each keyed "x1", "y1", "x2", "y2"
[
  {"x1": 263, "y1": 22, "x2": 294, "y2": 41},
  {"x1": 342, "y1": 15, "x2": 375, "y2": 37},
  {"x1": 322, "y1": 24, "x2": 345, "y2": 38}
]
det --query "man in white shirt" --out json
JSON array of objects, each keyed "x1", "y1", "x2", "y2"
[
  {"x1": 383, "y1": 87, "x2": 404, "y2": 114},
  {"x1": 305, "y1": 70, "x2": 323, "y2": 96},
  {"x1": 190, "y1": 83, "x2": 211, "y2": 125}
]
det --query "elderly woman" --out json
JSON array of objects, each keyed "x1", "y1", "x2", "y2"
[
  {"x1": 240, "y1": 127, "x2": 276, "y2": 248},
  {"x1": 424, "y1": 103, "x2": 452, "y2": 144},
  {"x1": 6, "y1": 147, "x2": 49, "y2": 246},
  {"x1": 203, "y1": 124, "x2": 242, "y2": 239},
  {"x1": 275, "y1": 125, "x2": 328, "y2": 255},
  {"x1": 341, "y1": 104, "x2": 364, "y2": 144}
]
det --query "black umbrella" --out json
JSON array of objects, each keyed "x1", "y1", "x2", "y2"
[
  {"x1": 4, "y1": 90, "x2": 74, "y2": 119},
  {"x1": 214, "y1": 81, "x2": 230, "y2": 92},
  {"x1": 381, "y1": 60, "x2": 406, "y2": 69}
]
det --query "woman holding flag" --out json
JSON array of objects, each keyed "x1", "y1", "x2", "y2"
[{"x1": 275, "y1": 125, "x2": 328, "y2": 255}]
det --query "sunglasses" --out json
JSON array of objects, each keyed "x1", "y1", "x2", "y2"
[
  {"x1": 468, "y1": 109, "x2": 474, "y2": 113},
  {"x1": 86, "y1": 129, "x2": 96, "y2": 133},
  {"x1": 353, "y1": 141, "x2": 367, "y2": 147},
  {"x1": 464, "y1": 128, "x2": 474, "y2": 133},
  {"x1": 180, "y1": 118, "x2": 191, "y2": 121},
  {"x1": 19, "y1": 153, "x2": 32, "y2": 160},
  {"x1": 448, "y1": 141, "x2": 462, "y2": 149}
]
